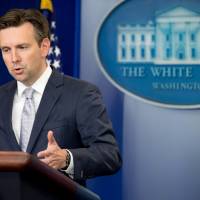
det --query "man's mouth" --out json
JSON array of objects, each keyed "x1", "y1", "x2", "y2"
[{"x1": 12, "y1": 67, "x2": 24, "y2": 75}]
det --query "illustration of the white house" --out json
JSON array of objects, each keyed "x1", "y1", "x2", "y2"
[{"x1": 117, "y1": 6, "x2": 200, "y2": 64}]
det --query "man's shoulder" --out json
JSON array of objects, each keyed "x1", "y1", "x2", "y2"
[
  {"x1": 51, "y1": 69, "x2": 100, "y2": 94},
  {"x1": 0, "y1": 80, "x2": 16, "y2": 93},
  {"x1": 63, "y1": 74, "x2": 90, "y2": 86},
  {"x1": 63, "y1": 74, "x2": 99, "y2": 91}
]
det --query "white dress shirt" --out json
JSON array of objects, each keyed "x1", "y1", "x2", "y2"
[{"x1": 12, "y1": 66, "x2": 74, "y2": 176}]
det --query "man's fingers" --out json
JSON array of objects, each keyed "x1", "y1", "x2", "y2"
[
  {"x1": 39, "y1": 157, "x2": 50, "y2": 164},
  {"x1": 37, "y1": 150, "x2": 51, "y2": 158},
  {"x1": 39, "y1": 157, "x2": 59, "y2": 169},
  {"x1": 37, "y1": 131, "x2": 64, "y2": 170},
  {"x1": 48, "y1": 161, "x2": 59, "y2": 169},
  {"x1": 47, "y1": 130, "x2": 57, "y2": 146}
]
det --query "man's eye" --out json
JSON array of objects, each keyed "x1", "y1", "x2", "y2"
[
  {"x1": 1, "y1": 48, "x2": 9, "y2": 53},
  {"x1": 20, "y1": 46, "x2": 28, "y2": 49}
]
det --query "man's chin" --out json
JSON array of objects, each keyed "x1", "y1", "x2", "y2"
[{"x1": 13, "y1": 76, "x2": 27, "y2": 84}]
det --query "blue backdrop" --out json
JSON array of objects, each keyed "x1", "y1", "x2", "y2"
[{"x1": 80, "y1": 1, "x2": 200, "y2": 200}]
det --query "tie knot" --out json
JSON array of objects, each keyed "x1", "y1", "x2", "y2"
[{"x1": 23, "y1": 88, "x2": 34, "y2": 99}]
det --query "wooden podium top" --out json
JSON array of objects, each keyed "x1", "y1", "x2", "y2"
[
  {"x1": 0, "y1": 151, "x2": 32, "y2": 170},
  {"x1": 0, "y1": 151, "x2": 101, "y2": 200}
]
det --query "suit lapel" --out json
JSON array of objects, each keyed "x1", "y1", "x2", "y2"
[
  {"x1": 27, "y1": 70, "x2": 64, "y2": 153},
  {"x1": 3, "y1": 81, "x2": 21, "y2": 150}
]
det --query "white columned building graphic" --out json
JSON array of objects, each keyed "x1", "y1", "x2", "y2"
[{"x1": 117, "y1": 6, "x2": 200, "y2": 64}]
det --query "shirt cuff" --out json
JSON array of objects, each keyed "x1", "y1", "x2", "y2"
[{"x1": 61, "y1": 149, "x2": 74, "y2": 179}]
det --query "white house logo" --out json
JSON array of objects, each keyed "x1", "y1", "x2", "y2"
[
  {"x1": 118, "y1": 7, "x2": 200, "y2": 65},
  {"x1": 96, "y1": 0, "x2": 200, "y2": 108}
]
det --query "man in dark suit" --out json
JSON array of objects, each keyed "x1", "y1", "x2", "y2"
[{"x1": 0, "y1": 8, "x2": 121, "y2": 186}]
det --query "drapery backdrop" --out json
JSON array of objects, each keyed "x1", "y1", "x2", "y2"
[{"x1": 81, "y1": 1, "x2": 200, "y2": 200}]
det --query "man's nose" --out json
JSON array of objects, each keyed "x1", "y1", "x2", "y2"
[{"x1": 11, "y1": 50, "x2": 20, "y2": 64}]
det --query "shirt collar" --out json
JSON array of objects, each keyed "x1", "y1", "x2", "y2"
[{"x1": 17, "y1": 66, "x2": 52, "y2": 97}]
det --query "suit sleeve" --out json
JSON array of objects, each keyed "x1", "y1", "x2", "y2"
[{"x1": 69, "y1": 83, "x2": 122, "y2": 181}]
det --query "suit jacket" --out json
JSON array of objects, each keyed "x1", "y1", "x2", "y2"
[{"x1": 0, "y1": 69, "x2": 121, "y2": 185}]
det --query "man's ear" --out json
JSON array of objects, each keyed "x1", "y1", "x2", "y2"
[{"x1": 40, "y1": 38, "x2": 51, "y2": 57}]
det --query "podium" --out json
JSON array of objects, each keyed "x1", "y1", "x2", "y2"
[{"x1": 0, "y1": 151, "x2": 101, "y2": 200}]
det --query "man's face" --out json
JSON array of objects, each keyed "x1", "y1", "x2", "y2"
[{"x1": 0, "y1": 22, "x2": 50, "y2": 86}]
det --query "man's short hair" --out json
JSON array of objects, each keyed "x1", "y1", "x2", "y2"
[{"x1": 0, "y1": 8, "x2": 50, "y2": 45}]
